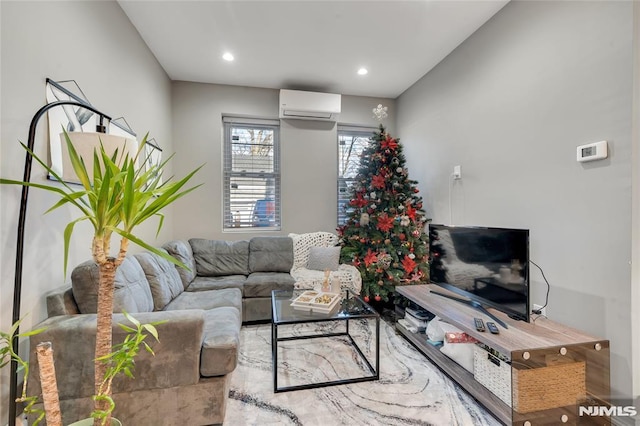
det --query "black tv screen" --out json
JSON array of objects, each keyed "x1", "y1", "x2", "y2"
[{"x1": 429, "y1": 224, "x2": 530, "y2": 322}]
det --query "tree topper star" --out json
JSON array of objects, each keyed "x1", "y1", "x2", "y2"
[{"x1": 372, "y1": 104, "x2": 388, "y2": 122}]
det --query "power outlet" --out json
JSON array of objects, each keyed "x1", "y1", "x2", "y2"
[
  {"x1": 533, "y1": 304, "x2": 546, "y2": 316},
  {"x1": 453, "y1": 165, "x2": 461, "y2": 180}
]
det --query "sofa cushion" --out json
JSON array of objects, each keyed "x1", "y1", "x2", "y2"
[
  {"x1": 164, "y1": 288, "x2": 242, "y2": 314},
  {"x1": 307, "y1": 246, "x2": 341, "y2": 271},
  {"x1": 200, "y1": 307, "x2": 241, "y2": 377},
  {"x1": 134, "y1": 251, "x2": 185, "y2": 311},
  {"x1": 71, "y1": 256, "x2": 154, "y2": 314},
  {"x1": 249, "y1": 237, "x2": 294, "y2": 273},
  {"x1": 244, "y1": 272, "x2": 295, "y2": 298},
  {"x1": 186, "y1": 275, "x2": 246, "y2": 292},
  {"x1": 162, "y1": 240, "x2": 197, "y2": 289},
  {"x1": 189, "y1": 239, "x2": 250, "y2": 276}
]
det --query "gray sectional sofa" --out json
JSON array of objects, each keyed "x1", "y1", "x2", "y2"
[
  {"x1": 165, "y1": 237, "x2": 296, "y2": 322},
  {"x1": 27, "y1": 236, "x2": 295, "y2": 426}
]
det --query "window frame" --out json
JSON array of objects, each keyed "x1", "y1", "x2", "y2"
[{"x1": 222, "y1": 117, "x2": 281, "y2": 232}]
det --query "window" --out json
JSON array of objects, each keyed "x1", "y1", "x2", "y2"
[
  {"x1": 337, "y1": 126, "x2": 374, "y2": 226},
  {"x1": 223, "y1": 117, "x2": 281, "y2": 230}
]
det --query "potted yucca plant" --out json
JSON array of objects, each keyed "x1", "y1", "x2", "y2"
[
  {"x1": 2, "y1": 313, "x2": 163, "y2": 426},
  {"x1": 35, "y1": 312, "x2": 164, "y2": 426},
  {"x1": 0, "y1": 319, "x2": 46, "y2": 425},
  {"x1": 1, "y1": 129, "x2": 201, "y2": 425}
]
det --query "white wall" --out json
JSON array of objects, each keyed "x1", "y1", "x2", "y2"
[
  {"x1": 397, "y1": 1, "x2": 634, "y2": 397},
  {"x1": 632, "y1": 0, "x2": 640, "y2": 399},
  {"x1": 171, "y1": 81, "x2": 395, "y2": 240},
  {"x1": 0, "y1": 2, "x2": 173, "y2": 423}
]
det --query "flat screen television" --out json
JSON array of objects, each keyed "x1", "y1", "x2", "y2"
[{"x1": 429, "y1": 224, "x2": 530, "y2": 323}]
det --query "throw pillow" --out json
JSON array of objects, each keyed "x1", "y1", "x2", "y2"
[
  {"x1": 426, "y1": 316, "x2": 445, "y2": 342},
  {"x1": 307, "y1": 246, "x2": 340, "y2": 271},
  {"x1": 439, "y1": 321, "x2": 476, "y2": 373}
]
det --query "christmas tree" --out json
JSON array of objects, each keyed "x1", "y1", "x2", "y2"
[{"x1": 338, "y1": 123, "x2": 429, "y2": 303}]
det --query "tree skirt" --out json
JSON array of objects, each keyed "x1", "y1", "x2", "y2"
[{"x1": 225, "y1": 320, "x2": 500, "y2": 425}]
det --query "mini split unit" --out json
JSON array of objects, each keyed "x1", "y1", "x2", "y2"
[{"x1": 279, "y1": 89, "x2": 341, "y2": 121}]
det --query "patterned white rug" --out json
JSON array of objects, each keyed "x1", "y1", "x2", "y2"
[{"x1": 225, "y1": 319, "x2": 500, "y2": 426}]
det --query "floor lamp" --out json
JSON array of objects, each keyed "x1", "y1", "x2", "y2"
[{"x1": 7, "y1": 99, "x2": 114, "y2": 426}]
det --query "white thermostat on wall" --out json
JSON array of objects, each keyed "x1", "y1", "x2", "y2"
[{"x1": 576, "y1": 140, "x2": 608, "y2": 163}]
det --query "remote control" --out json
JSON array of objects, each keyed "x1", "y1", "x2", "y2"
[
  {"x1": 474, "y1": 317, "x2": 485, "y2": 332},
  {"x1": 486, "y1": 322, "x2": 499, "y2": 334}
]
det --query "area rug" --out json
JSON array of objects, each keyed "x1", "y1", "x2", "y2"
[{"x1": 224, "y1": 319, "x2": 500, "y2": 426}]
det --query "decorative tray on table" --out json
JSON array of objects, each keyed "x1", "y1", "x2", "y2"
[{"x1": 290, "y1": 290, "x2": 341, "y2": 314}]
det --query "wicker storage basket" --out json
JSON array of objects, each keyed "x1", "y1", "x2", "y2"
[
  {"x1": 473, "y1": 346, "x2": 512, "y2": 407},
  {"x1": 474, "y1": 345, "x2": 587, "y2": 413}
]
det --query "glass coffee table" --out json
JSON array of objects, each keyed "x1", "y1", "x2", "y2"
[{"x1": 271, "y1": 288, "x2": 380, "y2": 393}]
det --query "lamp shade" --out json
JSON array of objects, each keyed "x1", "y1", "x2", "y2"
[{"x1": 59, "y1": 132, "x2": 137, "y2": 183}]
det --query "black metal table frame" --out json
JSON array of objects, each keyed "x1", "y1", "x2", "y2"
[{"x1": 271, "y1": 289, "x2": 380, "y2": 393}]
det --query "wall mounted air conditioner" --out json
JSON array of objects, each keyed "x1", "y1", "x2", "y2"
[{"x1": 279, "y1": 89, "x2": 341, "y2": 121}]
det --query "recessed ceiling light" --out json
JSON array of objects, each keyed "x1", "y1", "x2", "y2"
[
  {"x1": 357, "y1": 68, "x2": 368, "y2": 76},
  {"x1": 222, "y1": 52, "x2": 234, "y2": 62}
]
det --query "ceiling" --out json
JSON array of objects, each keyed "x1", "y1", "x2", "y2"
[{"x1": 118, "y1": 1, "x2": 509, "y2": 99}]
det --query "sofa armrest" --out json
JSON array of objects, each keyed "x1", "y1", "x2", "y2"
[
  {"x1": 337, "y1": 264, "x2": 362, "y2": 294},
  {"x1": 28, "y1": 310, "x2": 205, "y2": 401},
  {"x1": 45, "y1": 285, "x2": 80, "y2": 317}
]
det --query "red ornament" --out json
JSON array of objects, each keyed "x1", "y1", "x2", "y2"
[
  {"x1": 402, "y1": 255, "x2": 417, "y2": 274},
  {"x1": 381, "y1": 135, "x2": 398, "y2": 151},
  {"x1": 372, "y1": 174, "x2": 385, "y2": 189},
  {"x1": 351, "y1": 195, "x2": 368, "y2": 208},
  {"x1": 375, "y1": 295, "x2": 382, "y2": 302},
  {"x1": 364, "y1": 249, "x2": 378, "y2": 267},
  {"x1": 413, "y1": 188, "x2": 419, "y2": 193},
  {"x1": 376, "y1": 213, "x2": 394, "y2": 232},
  {"x1": 364, "y1": 296, "x2": 370, "y2": 303},
  {"x1": 406, "y1": 205, "x2": 417, "y2": 221},
  {"x1": 399, "y1": 233, "x2": 406, "y2": 241}
]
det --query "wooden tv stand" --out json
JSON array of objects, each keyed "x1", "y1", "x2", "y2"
[{"x1": 395, "y1": 285, "x2": 610, "y2": 425}]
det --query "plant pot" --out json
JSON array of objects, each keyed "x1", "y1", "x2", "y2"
[{"x1": 68, "y1": 418, "x2": 122, "y2": 426}]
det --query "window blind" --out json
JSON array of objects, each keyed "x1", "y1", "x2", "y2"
[{"x1": 223, "y1": 119, "x2": 281, "y2": 230}]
